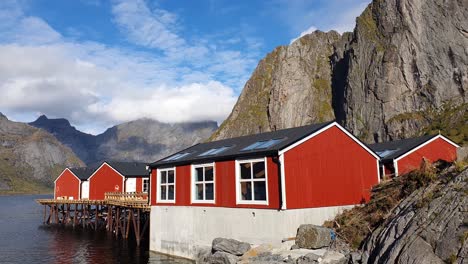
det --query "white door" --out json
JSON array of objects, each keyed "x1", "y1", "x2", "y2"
[
  {"x1": 126, "y1": 178, "x2": 136, "y2": 193},
  {"x1": 81, "y1": 181, "x2": 89, "y2": 199}
]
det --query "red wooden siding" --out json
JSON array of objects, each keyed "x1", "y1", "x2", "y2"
[
  {"x1": 88, "y1": 163, "x2": 124, "y2": 200},
  {"x1": 55, "y1": 170, "x2": 80, "y2": 199},
  {"x1": 284, "y1": 125, "x2": 378, "y2": 209},
  {"x1": 150, "y1": 158, "x2": 280, "y2": 209},
  {"x1": 396, "y1": 137, "x2": 457, "y2": 175},
  {"x1": 136, "y1": 178, "x2": 143, "y2": 192}
]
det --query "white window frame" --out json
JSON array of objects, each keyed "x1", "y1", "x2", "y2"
[
  {"x1": 235, "y1": 157, "x2": 269, "y2": 205},
  {"x1": 191, "y1": 163, "x2": 216, "y2": 204},
  {"x1": 156, "y1": 167, "x2": 176, "y2": 203},
  {"x1": 142, "y1": 177, "x2": 149, "y2": 193}
]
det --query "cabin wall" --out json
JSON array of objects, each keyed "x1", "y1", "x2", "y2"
[
  {"x1": 54, "y1": 170, "x2": 80, "y2": 199},
  {"x1": 88, "y1": 164, "x2": 124, "y2": 200},
  {"x1": 283, "y1": 126, "x2": 379, "y2": 209},
  {"x1": 396, "y1": 137, "x2": 458, "y2": 175},
  {"x1": 149, "y1": 205, "x2": 353, "y2": 260},
  {"x1": 136, "y1": 177, "x2": 143, "y2": 192},
  {"x1": 150, "y1": 158, "x2": 280, "y2": 209}
]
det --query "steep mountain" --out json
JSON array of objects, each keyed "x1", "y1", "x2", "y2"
[
  {"x1": 29, "y1": 115, "x2": 96, "y2": 163},
  {"x1": 30, "y1": 115, "x2": 218, "y2": 165},
  {"x1": 94, "y1": 119, "x2": 218, "y2": 164},
  {"x1": 0, "y1": 113, "x2": 84, "y2": 194},
  {"x1": 211, "y1": 0, "x2": 468, "y2": 144}
]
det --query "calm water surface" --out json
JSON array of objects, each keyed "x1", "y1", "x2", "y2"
[{"x1": 0, "y1": 195, "x2": 192, "y2": 264}]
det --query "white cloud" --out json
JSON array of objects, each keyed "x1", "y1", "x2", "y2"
[
  {"x1": 290, "y1": 25, "x2": 317, "y2": 44},
  {"x1": 0, "y1": 0, "x2": 261, "y2": 134}
]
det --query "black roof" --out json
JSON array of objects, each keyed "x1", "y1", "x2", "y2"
[
  {"x1": 150, "y1": 121, "x2": 334, "y2": 168},
  {"x1": 369, "y1": 134, "x2": 437, "y2": 162},
  {"x1": 69, "y1": 167, "x2": 95, "y2": 180},
  {"x1": 105, "y1": 161, "x2": 149, "y2": 177}
]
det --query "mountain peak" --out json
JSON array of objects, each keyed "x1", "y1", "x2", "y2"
[{"x1": 0, "y1": 112, "x2": 7, "y2": 120}]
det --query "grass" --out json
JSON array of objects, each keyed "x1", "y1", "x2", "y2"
[{"x1": 323, "y1": 159, "x2": 455, "y2": 249}]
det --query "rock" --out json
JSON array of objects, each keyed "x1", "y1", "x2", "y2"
[
  {"x1": 296, "y1": 252, "x2": 322, "y2": 264},
  {"x1": 295, "y1": 225, "x2": 332, "y2": 249},
  {"x1": 212, "y1": 237, "x2": 251, "y2": 256},
  {"x1": 290, "y1": 244, "x2": 300, "y2": 250},
  {"x1": 203, "y1": 251, "x2": 239, "y2": 264},
  {"x1": 240, "y1": 244, "x2": 274, "y2": 261},
  {"x1": 321, "y1": 251, "x2": 347, "y2": 264},
  {"x1": 349, "y1": 252, "x2": 362, "y2": 264},
  {"x1": 210, "y1": 0, "x2": 467, "y2": 145},
  {"x1": 361, "y1": 169, "x2": 468, "y2": 263}
]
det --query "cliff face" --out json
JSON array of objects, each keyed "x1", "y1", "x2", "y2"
[
  {"x1": 211, "y1": 0, "x2": 468, "y2": 144},
  {"x1": 361, "y1": 167, "x2": 468, "y2": 263},
  {"x1": 340, "y1": 0, "x2": 468, "y2": 142},
  {"x1": 0, "y1": 114, "x2": 84, "y2": 193},
  {"x1": 210, "y1": 31, "x2": 341, "y2": 140}
]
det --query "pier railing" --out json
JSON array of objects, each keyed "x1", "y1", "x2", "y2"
[{"x1": 104, "y1": 192, "x2": 149, "y2": 208}]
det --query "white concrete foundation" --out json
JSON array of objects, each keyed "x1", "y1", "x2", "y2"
[{"x1": 149, "y1": 205, "x2": 354, "y2": 260}]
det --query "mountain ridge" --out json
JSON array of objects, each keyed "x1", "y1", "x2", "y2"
[
  {"x1": 211, "y1": 0, "x2": 468, "y2": 145},
  {"x1": 29, "y1": 115, "x2": 218, "y2": 165}
]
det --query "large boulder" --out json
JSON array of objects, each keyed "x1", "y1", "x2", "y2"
[
  {"x1": 212, "y1": 237, "x2": 251, "y2": 256},
  {"x1": 295, "y1": 225, "x2": 332, "y2": 249}
]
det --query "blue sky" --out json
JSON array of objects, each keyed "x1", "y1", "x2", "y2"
[{"x1": 0, "y1": 0, "x2": 370, "y2": 134}]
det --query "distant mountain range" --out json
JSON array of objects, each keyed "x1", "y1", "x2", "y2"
[
  {"x1": 0, "y1": 113, "x2": 84, "y2": 194},
  {"x1": 0, "y1": 113, "x2": 217, "y2": 193},
  {"x1": 29, "y1": 115, "x2": 218, "y2": 165}
]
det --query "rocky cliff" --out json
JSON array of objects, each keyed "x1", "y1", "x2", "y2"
[
  {"x1": 211, "y1": 0, "x2": 468, "y2": 144},
  {"x1": 0, "y1": 113, "x2": 84, "y2": 194},
  {"x1": 30, "y1": 115, "x2": 218, "y2": 165},
  {"x1": 360, "y1": 167, "x2": 467, "y2": 263}
]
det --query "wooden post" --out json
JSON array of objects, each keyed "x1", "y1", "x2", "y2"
[
  {"x1": 140, "y1": 213, "x2": 149, "y2": 243},
  {"x1": 115, "y1": 207, "x2": 120, "y2": 237},
  {"x1": 137, "y1": 209, "x2": 141, "y2": 246},
  {"x1": 73, "y1": 204, "x2": 77, "y2": 227},
  {"x1": 95, "y1": 205, "x2": 98, "y2": 230},
  {"x1": 123, "y1": 208, "x2": 127, "y2": 239},
  {"x1": 55, "y1": 205, "x2": 59, "y2": 224},
  {"x1": 126, "y1": 209, "x2": 132, "y2": 239},
  {"x1": 43, "y1": 205, "x2": 46, "y2": 224}
]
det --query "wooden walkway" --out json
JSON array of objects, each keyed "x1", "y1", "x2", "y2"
[{"x1": 36, "y1": 192, "x2": 151, "y2": 246}]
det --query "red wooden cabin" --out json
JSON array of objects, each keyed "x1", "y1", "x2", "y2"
[
  {"x1": 147, "y1": 121, "x2": 380, "y2": 259},
  {"x1": 88, "y1": 161, "x2": 149, "y2": 200},
  {"x1": 54, "y1": 167, "x2": 94, "y2": 200},
  {"x1": 370, "y1": 134, "x2": 459, "y2": 177}
]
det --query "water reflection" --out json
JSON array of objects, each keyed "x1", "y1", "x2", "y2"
[{"x1": 0, "y1": 195, "x2": 192, "y2": 264}]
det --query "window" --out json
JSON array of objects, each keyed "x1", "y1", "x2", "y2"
[
  {"x1": 163, "y1": 152, "x2": 191, "y2": 161},
  {"x1": 198, "y1": 146, "x2": 231, "y2": 157},
  {"x1": 142, "y1": 178, "x2": 149, "y2": 193},
  {"x1": 192, "y1": 164, "x2": 215, "y2": 203},
  {"x1": 158, "y1": 168, "x2": 175, "y2": 202},
  {"x1": 236, "y1": 158, "x2": 268, "y2": 204},
  {"x1": 241, "y1": 138, "x2": 285, "y2": 151}
]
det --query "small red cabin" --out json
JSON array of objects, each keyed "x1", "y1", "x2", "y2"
[
  {"x1": 54, "y1": 167, "x2": 94, "y2": 200},
  {"x1": 88, "y1": 161, "x2": 149, "y2": 200},
  {"x1": 370, "y1": 134, "x2": 459, "y2": 177}
]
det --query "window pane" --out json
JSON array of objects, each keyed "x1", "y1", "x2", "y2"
[
  {"x1": 168, "y1": 185, "x2": 174, "y2": 200},
  {"x1": 205, "y1": 166, "x2": 214, "y2": 181},
  {"x1": 195, "y1": 184, "x2": 204, "y2": 200},
  {"x1": 253, "y1": 162, "x2": 265, "y2": 178},
  {"x1": 240, "y1": 163, "x2": 251, "y2": 179},
  {"x1": 161, "y1": 171, "x2": 167, "y2": 183},
  {"x1": 253, "y1": 181, "x2": 266, "y2": 201},
  {"x1": 195, "y1": 167, "x2": 204, "y2": 182},
  {"x1": 240, "y1": 182, "x2": 252, "y2": 200},
  {"x1": 168, "y1": 170, "x2": 175, "y2": 183},
  {"x1": 160, "y1": 186, "x2": 166, "y2": 200},
  {"x1": 205, "y1": 183, "x2": 214, "y2": 200}
]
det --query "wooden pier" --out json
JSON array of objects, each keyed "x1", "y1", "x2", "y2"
[{"x1": 36, "y1": 192, "x2": 150, "y2": 246}]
